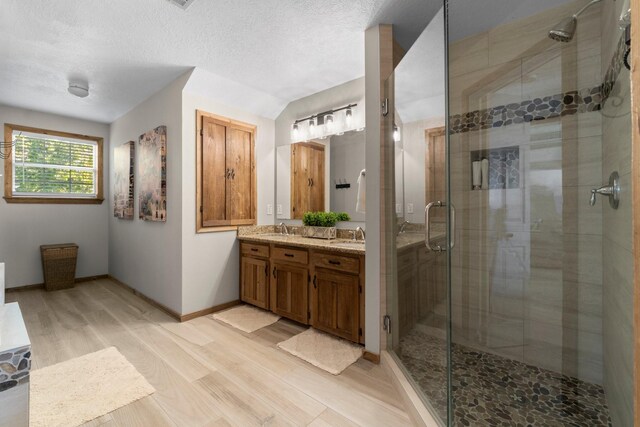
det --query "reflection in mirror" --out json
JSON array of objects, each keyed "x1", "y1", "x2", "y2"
[{"x1": 276, "y1": 129, "x2": 365, "y2": 221}]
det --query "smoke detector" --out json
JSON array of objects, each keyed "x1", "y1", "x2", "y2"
[
  {"x1": 167, "y1": 0, "x2": 198, "y2": 10},
  {"x1": 68, "y1": 81, "x2": 89, "y2": 98}
]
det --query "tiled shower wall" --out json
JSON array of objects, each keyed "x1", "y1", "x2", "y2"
[
  {"x1": 600, "y1": 0, "x2": 633, "y2": 425},
  {"x1": 448, "y1": 0, "x2": 605, "y2": 385}
]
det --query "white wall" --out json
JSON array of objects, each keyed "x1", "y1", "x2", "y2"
[
  {"x1": 401, "y1": 117, "x2": 445, "y2": 224},
  {"x1": 0, "y1": 105, "x2": 110, "y2": 288},
  {"x1": 329, "y1": 131, "x2": 366, "y2": 221},
  {"x1": 108, "y1": 72, "x2": 189, "y2": 314},
  {"x1": 181, "y1": 87, "x2": 276, "y2": 315}
]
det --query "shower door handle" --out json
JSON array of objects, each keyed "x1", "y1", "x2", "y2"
[{"x1": 425, "y1": 201, "x2": 455, "y2": 252}]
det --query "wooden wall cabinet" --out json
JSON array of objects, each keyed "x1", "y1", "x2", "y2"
[
  {"x1": 239, "y1": 241, "x2": 365, "y2": 344},
  {"x1": 291, "y1": 143, "x2": 325, "y2": 219},
  {"x1": 197, "y1": 111, "x2": 257, "y2": 232}
]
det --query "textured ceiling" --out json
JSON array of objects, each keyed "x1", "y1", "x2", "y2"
[{"x1": 0, "y1": 0, "x2": 439, "y2": 123}]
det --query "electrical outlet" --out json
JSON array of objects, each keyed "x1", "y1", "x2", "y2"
[
  {"x1": 407, "y1": 203, "x2": 414, "y2": 214},
  {"x1": 267, "y1": 204, "x2": 273, "y2": 215},
  {"x1": 396, "y1": 203, "x2": 401, "y2": 214},
  {"x1": 277, "y1": 204, "x2": 283, "y2": 215}
]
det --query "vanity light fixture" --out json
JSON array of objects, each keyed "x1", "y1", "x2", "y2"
[
  {"x1": 325, "y1": 113, "x2": 334, "y2": 133},
  {"x1": 308, "y1": 118, "x2": 316, "y2": 136},
  {"x1": 291, "y1": 103, "x2": 358, "y2": 142},
  {"x1": 393, "y1": 124, "x2": 400, "y2": 142}
]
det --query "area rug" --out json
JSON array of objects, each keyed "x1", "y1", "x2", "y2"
[
  {"x1": 30, "y1": 347, "x2": 155, "y2": 427},
  {"x1": 277, "y1": 328, "x2": 363, "y2": 375},
  {"x1": 212, "y1": 304, "x2": 281, "y2": 333}
]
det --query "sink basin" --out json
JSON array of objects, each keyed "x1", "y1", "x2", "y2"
[{"x1": 329, "y1": 240, "x2": 366, "y2": 248}]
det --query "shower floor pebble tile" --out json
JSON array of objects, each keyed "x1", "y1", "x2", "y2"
[{"x1": 397, "y1": 328, "x2": 612, "y2": 426}]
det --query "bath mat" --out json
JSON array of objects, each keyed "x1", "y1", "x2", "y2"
[
  {"x1": 212, "y1": 304, "x2": 280, "y2": 333},
  {"x1": 277, "y1": 328, "x2": 363, "y2": 375},
  {"x1": 30, "y1": 347, "x2": 155, "y2": 427}
]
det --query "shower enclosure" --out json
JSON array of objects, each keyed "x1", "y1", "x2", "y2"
[{"x1": 388, "y1": 0, "x2": 634, "y2": 425}]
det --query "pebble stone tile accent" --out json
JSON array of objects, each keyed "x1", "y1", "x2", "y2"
[
  {"x1": 449, "y1": 33, "x2": 627, "y2": 135},
  {"x1": 397, "y1": 328, "x2": 612, "y2": 426},
  {"x1": 0, "y1": 345, "x2": 31, "y2": 393}
]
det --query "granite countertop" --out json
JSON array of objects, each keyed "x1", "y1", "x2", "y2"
[
  {"x1": 238, "y1": 233, "x2": 366, "y2": 255},
  {"x1": 396, "y1": 230, "x2": 446, "y2": 251}
]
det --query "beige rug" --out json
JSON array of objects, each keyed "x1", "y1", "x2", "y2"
[
  {"x1": 30, "y1": 347, "x2": 155, "y2": 427},
  {"x1": 212, "y1": 304, "x2": 280, "y2": 333},
  {"x1": 277, "y1": 328, "x2": 363, "y2": 375}
]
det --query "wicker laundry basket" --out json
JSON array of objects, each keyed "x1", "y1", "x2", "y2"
[{"x1": 40, "y1": 243, "x2": 78, "y2": 291}]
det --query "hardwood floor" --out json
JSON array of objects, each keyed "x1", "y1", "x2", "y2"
[{"x1": 6, "y1": 279, "x2": 412, "y2": 426}]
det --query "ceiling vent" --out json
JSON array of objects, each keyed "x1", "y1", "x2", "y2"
[{"x1": 167, "y1": 0, "x2": 198, "y2": 10}]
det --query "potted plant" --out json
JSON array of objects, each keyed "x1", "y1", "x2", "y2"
[{"x1": 302, "y1": 211, "x2": 351, "y2": 239}]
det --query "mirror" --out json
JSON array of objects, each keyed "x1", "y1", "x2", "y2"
[{"x1": 276, "y1": 129, "x2": 366, "y2": 221}]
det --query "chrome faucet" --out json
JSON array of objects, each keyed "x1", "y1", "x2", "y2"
[
  {"x1": 278, "y1": 222, "x2": 289, "y2": 236},
  {"x1": 355, "y1": 226, "x2": 365, "y2": 242},
  {"x1": 398, "y1": 220, "x2": 410, "y2": 235}
]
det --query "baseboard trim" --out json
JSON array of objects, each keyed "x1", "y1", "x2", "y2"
[
  {"x1": 381, "y1": 351, "x2": 441, "y2": 427},
  {"x1": 107, "y1": 275, "x2": 182, "y2": 321},
  {"x1": 107, "y1": 275, "x2": 239, "y2": 323},
  {"x1": 6, "y1": 274, "x2": 109, "y2": 292},
  {"x1": 363, "y1": 351, "x2": 381, "y2": 364},
  {"x1": 180, "y1": 300, "x2": 241, "y2": 322}
]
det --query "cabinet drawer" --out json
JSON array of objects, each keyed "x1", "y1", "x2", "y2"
[
  {"x1": 398, "y1": 249, "x2": 417, "y2": 271},
  {"x1": 272, "y1": 246, "x2": 308, "y2": 264},
  {"x1": 241, "y1": 242, "x2": 269, "y2": 258},
  {"x1": 314, "y1": 252, "x2": 359, "y2": 274}
]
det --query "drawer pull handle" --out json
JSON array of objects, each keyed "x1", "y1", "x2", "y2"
[
  {"x1": 328, "y1": 260, "x2": 341, "y2": 265},
  {"x1": 284, "y1": 253, "x2": 294, "y2": 257},
  {"x1": 273, "y1": 267, "x2": 277, "y2": 278},
  {"x1": 250, "y1": 248, "x2": 258, "y2": 252},
  {"x1": 313, "y1": 275, "x2": 317, "y2": 288}
]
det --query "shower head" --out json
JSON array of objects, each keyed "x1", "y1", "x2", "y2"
[
  {"x1": 549, "y1": 16, "x2": 577, "y2": 42},
  {"x1": 548, "y1": 0, "x2": 602, "y2": 42}
]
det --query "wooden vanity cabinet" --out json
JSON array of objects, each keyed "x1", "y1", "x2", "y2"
[
  {"x1": 239, "y1": 241, "x2": 365, "y2": 344},
  {"x1": 240, "y1": 243, "x2": 270, "y2": 309},
  {"x1": 311, "y1": 267, "x2": 361, "y2": 342},
  {"x1": 271, "y1": 262, "x2": 309, "y2": 324}
]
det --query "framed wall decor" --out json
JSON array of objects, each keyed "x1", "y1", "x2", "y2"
[{"x1": 138, "y1": 125, "x2": 167, "y2": 222}]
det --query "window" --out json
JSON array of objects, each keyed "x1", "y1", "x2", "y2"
[{"x1": 3, "y1": 124, "x2": 104, "y2": 204}]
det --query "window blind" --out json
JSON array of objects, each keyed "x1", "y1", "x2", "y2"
[{"x1": 12, "y1": 131, "x2": 97, "y2": 197}]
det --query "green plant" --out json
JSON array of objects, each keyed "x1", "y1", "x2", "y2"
[
  {"x1": 302, "y1": 211, "x2": 349, "y2": 227},
  {"x1": 335, "y1": 212, "x2": 351, "y2": 222}
]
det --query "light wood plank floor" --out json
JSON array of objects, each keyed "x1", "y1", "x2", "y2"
[{"x1": 6, "y1": 279, "x2": 412, "y2": 427}]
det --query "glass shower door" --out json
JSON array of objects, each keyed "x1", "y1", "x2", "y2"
[{"x1": 390, "y1": 0, "x2": 634, "y2": 425}]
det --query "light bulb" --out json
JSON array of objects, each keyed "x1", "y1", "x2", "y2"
[
  {"x1": 292, "y1": 123, "x2": 299, "y2": 140},
  {"x1": 345, "y1": 107, "x2": 353, "y2": 127},
  {"x1": 393, "y1": 125, "x2": 400, "y2": 142},
  {"x1": 325, "y1": 113, "x2": 334, "y2": 133},
  {"x1": 309, "y1": 118, "x2": 315, "y2": 136}
]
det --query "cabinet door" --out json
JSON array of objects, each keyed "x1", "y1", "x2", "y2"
[
  {"x1": 271, "y1": 263, "x2": 308, "y2": 324},
  {"x1": 309, "y1": 146, "x2": 325, "y2": 212},
  {"x1": 311, "y1": 268, "x2": 360, "y2": 342},
  {"x1": 241, "y1": 256, "x2": 269, "y2": 309},
  {"x1": 227, "y1": 126, "x2": 255, "y2": 225},
  {"x1": 291, "y1": 144, "x2": 311, "y2": 219},
  {"x1": 201, "y1": 117, "x2": 228, "y2": 226}
]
